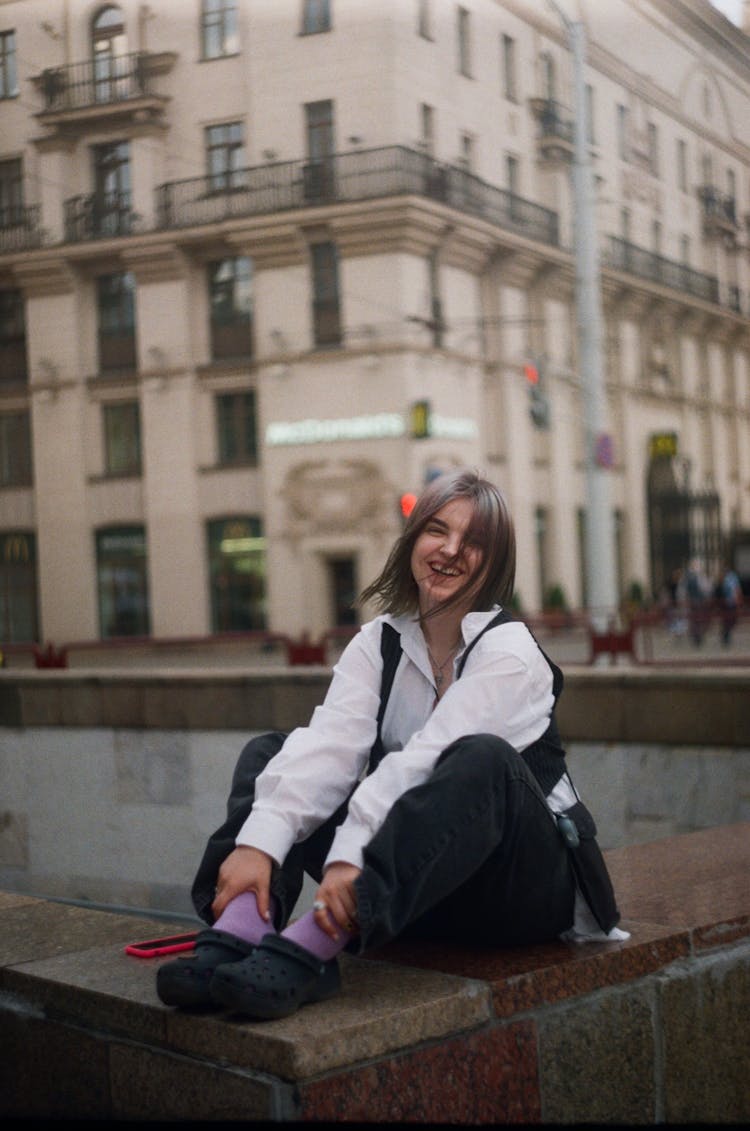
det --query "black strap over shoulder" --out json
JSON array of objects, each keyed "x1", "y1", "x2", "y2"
[
  {"x1": 369, "y1": 610, "x2": 566, "y2": 790},
  {"x1": 458, "y1": 608, "x2": 563, "y2": 699},
  {"x1": 367, "y1": 622, "x2": 403, "y2": 773}
]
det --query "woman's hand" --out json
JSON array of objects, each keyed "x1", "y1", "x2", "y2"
[
  {"x1": 211, "y1": 845, "x2": 274, "y2": 922},
  {"x1": 314, "y1": 861, "x2": 362, "y2": 940}
]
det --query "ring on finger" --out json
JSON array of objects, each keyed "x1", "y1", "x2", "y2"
[{"x1": 313, "y1": 899, "x2": 327, "y2": 912}]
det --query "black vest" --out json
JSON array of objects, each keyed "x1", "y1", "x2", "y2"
[{"x1": 368, "y1": 609, "x2": 567, "y2": 797}]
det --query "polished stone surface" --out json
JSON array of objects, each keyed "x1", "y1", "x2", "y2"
[
  {"x1": 605, "y1": 821, "x2": 750, "y2": 941},
  {"x1": 297, "y1": 1019, "x2": 541, "y2": 1124},
  {"x1": 3, "y1": 824, "x2": 750, "y2": 1122}
]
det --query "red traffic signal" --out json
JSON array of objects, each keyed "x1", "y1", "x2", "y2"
[
  {"x1": 400, "y1": 492, "x2": 418, "y2": 518},
  {"x1": 523, "y1": 362, "x2": 540, "y2": 385}
]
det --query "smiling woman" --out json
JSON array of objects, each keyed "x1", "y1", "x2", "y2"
[{"x1": 156, "y1": 468, "x2": 625, "y2": 1021}]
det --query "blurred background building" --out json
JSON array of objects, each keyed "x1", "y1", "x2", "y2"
[{"x1": 1, "y1": 0, "x2": 749, "y2": 647}]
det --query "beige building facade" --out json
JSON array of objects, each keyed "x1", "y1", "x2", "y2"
[{"x1": 1, "y1": 0, "x2": 749, "y2": 646}]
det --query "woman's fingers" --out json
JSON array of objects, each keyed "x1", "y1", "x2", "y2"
[
  {"x1": 211, "y1": 846, "x2": 273, "y2": 920},
  {"x1": 314, "y1": 862, "x2": 361, "y2": 937}
]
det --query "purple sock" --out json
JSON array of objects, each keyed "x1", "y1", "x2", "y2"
[
  {"x1": 213, "y1": 891, "x2": 276, "y2": 946},
  {"x1": 282, "y1": 909, "x2": 353, "y2": 961}
]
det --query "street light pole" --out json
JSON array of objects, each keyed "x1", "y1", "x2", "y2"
[{"x1": 549, "y1": 3, "x2": 619, "y2": 629}]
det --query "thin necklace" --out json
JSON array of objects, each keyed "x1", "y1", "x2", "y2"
[{"x1": 426, "y1": 638, "x2": 462, "y2": 691}]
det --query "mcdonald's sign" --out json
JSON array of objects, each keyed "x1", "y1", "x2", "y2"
[{"x1": 3, "y1": 532, "x2": 30, "y2": 564}]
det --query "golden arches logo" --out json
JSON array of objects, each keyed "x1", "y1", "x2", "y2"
[{"x1": 3, "y1": 534, "x2": 30, "y2": 564}]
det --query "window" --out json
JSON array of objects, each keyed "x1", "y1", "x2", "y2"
[
  {"x1": 304, "y1": 99, "x2": 335, "y2": 199},
  {"x1": 328, "y1": 556, "x2": 357, "y2": 626},
  {"x1": 428, "y1": 247, "x2": 443, "y2": 348},
  {"x1": 103, "y1": 402, "x2": 141, "y2": 476},
  {"x1": 97, "y1": 271, "x2": 136, "y2": 372},
  {"x1": 648, "y1": 122, "x2": 659, "y2": 177},
  {"x1": 506, "y1": 153, "x2": 519, "y2": 195},
  {"x1": 652, "y1": 219, "x2": 662, "y2": 255},
  {"x1": 207, "y1": 516, "x2": 267, "y2": 632},
  {"x1": 311, "y1": 241, "x2": 341, "y2": 346},
  {"x1": 576, "y1": 507, "x2": 587, "y2": 610},
  {"x1": 540, "y1": 51, "x2": 555, "y2": 100},
  {"x1": 0, "y1": 157, "x2": 23, "y2": 227},
  {"x1": 459, "y1": 132, "x2": 474, "y2": 170},
  {"x1": 96, "y1": 526, "x2": 150, "y2": 638},
  {"x1": 501, "y1": 34, "x2": 516, "y2": 101},
  {"x1": 677, "y1": 138, "x2": 688, "y2": 192},
  {"x1": 418, "y1": 0, "x2": 432, "y2": 39},
  {"x1": 208, "y1": 256, "x2": 253, "y2": 360},
  {"x1": 620, "y1": 208, "x2": 631, "y2": 242},
  {"x1": 680, "y1": 234, "x2": 690, "y2": 264},
  {"x1": 0, "y1": 288, "x2": 27, "y2": 383},
  {"x1": 617, "y1": 104, "x2": 629, "y2": 160},
  {"x1": 420, "y1": 103, "x2": 435, "y2": 154},
  {"x1": 216, "y1": 390, "x2": 257, "y2": 465},
  {"x1": 301, "y1": 0, "x2": 331, "y2": 34},
  {"x1": 534, "y1": 507, "x2": 549, "y2": 610},
  {"x1": 0, "y1": 30, "x2": 18, "y2": 99},
  {"x1": 727, "y1": 168, "x2": 737, "y2": 201},
  {"x1": 92, "y1": 6, "x2": 127, "y2": 102},
  {"x1": 701, "y1": 152, "x2": 712, "y2": 185},
  {"x1": 0, "y1": 531, "x2": 38, "y2": 643},
  {"x1": 206, "y1": 122, "x2": 247, "y2": 190},
  {"x1": 457, "y1": 7, "x2": 472, "y2": 77},
  {"x1": 614, "y1": 509, "x2": 625, "y2": 602},
  {"x1": 0, "y1": 410, "x2": 32, "y2": 487},
  {"x1": 92, "y1": 140, "x2": 131, "y2": 236},
  {"x1": 201, "y1": 0, "x2": 238, "y2": 59},
  {"x1": 586, "y1": 83, "x2": 595, "y2": 144},
  {"x1": 305, "y1": 99, "x2": 334, "y2": 160}
]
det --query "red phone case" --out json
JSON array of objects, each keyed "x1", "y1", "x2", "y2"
[{"x1": 124, "y1": 931, "x2": 198, "y2": 958}]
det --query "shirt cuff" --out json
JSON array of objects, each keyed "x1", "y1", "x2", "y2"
[
  {"x1": 235, "y1": 808, "x2": 295, "y2": 866},
  {"x1": 324, "y1": 824, "x2": 366, "y2": 872}
]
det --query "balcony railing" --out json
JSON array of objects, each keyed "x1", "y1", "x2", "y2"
[
  {"x1": 698, "y1": 185, "x2": 737, "y2": 227},
  {"x1": 529, "y1": 98, "x2": 575, "y2": 160},
  {"x1": 63, "y1": 191, "x2": 134, "y2": 242},
  {"x1": 605, "y1": 236, "x2": 720, "y2": 306},
  {"x1": 39, "y1": 51, "x2": 151, "y2": 112},
  {"x1": 0, "y1": 204, "x2": 44, "y2": 253},
  {"x1": 156, "y1": 145, "x2": 561, "y2": 247}
]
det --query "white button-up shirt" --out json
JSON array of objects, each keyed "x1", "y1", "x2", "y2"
[
  {"x1": 237, "y1": 609, "x2": 555, "y2": 868},
  {"x1": 236, "y1": 608, "x2": 628, "y2": 942}
]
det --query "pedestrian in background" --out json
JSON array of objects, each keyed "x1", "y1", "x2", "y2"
[
  {"x1": 715, "y1": 562, "x2": 743, "y2": 647},
  {"x1": 684, "y1": 558, "x2": 711, "y2": 646}
]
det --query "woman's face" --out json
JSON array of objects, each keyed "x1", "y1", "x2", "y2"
[{"x1": 410, "y1": 497, "x2": 485, "y2": 616}]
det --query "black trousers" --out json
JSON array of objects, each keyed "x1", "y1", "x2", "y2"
[{"x1": 191, "y1": 731, "x2": 576, "y2": 953}]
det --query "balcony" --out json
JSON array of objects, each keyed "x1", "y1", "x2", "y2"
[
  {"x1": 0, "y1": 204, "x2": 45, "y2": 254},
  {"x1": 63, "y1": 191, "x2": 135, "y2": 242},
  {"x1": 156, "y1": 145, "x2": 560, "y2": 247},
  {"x1": 34, "y1": 51, "x2": 174, "y2": 134},
  {"x1": 605, "y1": 236, "x2": 720, "y2": 306},
  {"x1": 528, "y1": 98, "x2": 575, "y2": 163},
  {"x1": 698, "y1": 185, "x2": 738, "y2": 246}
]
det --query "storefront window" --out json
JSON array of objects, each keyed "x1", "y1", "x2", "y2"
[
  {"x1": 96, "y1": 525, "x2": 150, "y2": 637},
  {"x1": 208, "y1": 516, "x2": 266, "y2": 631},
  {"x1": 0, "y1": 530, "x2": 38, "y2": 642}
]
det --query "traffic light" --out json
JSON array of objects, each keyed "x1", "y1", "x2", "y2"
[
  {"x1": 400, "y1": 492, "x2": 418, "y2": 520},
  {"x1": 524, "y1": 360, "x2": 550, "y2": 429}
]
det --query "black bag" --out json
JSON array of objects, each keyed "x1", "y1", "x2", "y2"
[{"x1": 556, "y1": 800, "x2": 620, "y2": 934}]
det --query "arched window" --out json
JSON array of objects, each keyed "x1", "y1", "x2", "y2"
[
  {"x1": 91, "y1": 6, "x2": 128, "y2": 101},
  {"x1": 92, "y1": 5, "x2": 126, "y2": 56}
]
